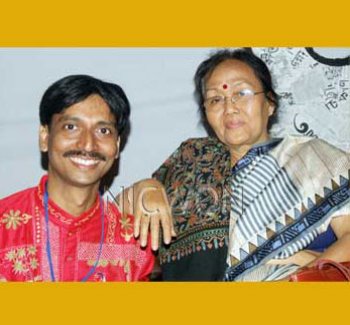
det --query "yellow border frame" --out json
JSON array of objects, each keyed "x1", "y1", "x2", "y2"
[{"x1": 1, "y1": 1, "x2": 349, "y2": 323}]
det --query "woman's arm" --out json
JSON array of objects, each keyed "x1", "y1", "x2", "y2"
[
  {"x1": 116, "y1": 178, "x2": 175, "y2": 251},
  {"x1": 307, "y1": 214, "x2": 350, "y2": 266}
]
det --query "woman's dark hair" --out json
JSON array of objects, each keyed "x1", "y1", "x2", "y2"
[
  {"x1": 39, "y1": 74, "x2": 130, "y2": 136},
  {"x1": 194, "y1": 48, "x2": 279, "y2": 135}
]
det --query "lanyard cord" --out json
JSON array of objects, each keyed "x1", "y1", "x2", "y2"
[{"x1": 44, "y1": 185, "x2": 105, "y2": 282}]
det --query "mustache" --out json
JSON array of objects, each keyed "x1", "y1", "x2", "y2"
[{"x1": 63, "y1": 150, "x2": 107, "y2": 161}]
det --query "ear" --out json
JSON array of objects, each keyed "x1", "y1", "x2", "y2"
[
  {"x1": 265, "y1": 93, "x2": 276, "y2": 117},
  {"x1": 268, "y1": 102, "x2": 275, "y2": 117},
  {"x1": 39, "y1": 125, "x2": 49, "y2": 152},
  {"x1": 115, "y1": 136, "x2": 121, "y2": 159}
]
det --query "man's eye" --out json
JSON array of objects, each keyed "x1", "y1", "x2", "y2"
[
  {"x1": 99, "y1": 127, "x2": 112, "y2": 135},
  {"x1": 64, "y1": 124, "x2": 77, "y2": 130}
]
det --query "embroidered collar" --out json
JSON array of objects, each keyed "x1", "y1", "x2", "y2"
[{"x1": 36, "y1": 175, "x2": 101, "y2": 230}]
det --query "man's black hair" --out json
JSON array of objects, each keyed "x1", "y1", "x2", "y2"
[{"x1": 39, "y1": 74, "x2": 130, "y2": 136}]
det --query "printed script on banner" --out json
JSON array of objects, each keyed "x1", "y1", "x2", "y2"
[{"x1": 253, "y1": 47, "x2": 350, "y2": 151}]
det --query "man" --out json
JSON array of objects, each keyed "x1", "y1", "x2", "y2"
[{"x1": 0, "y1": 75, "x2": 154, "y2": 281}]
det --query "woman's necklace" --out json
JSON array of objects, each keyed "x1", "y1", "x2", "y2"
[{"x1": 44, "y1": 184, "x2": 104, "y2": 282}]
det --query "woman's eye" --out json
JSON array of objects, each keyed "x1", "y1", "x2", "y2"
[
  {"x1": 238, "y1": 89, "x2": 253, "y2": 97},
  {"x1": 210, "y1": 96, "x2": 223, "y2": 104}
]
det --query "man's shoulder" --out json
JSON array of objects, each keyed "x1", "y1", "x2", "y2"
[
  {"x1": 0, "y1": 186, "x2": 37, "y2": 255},
  {"x1": 0, "y1": 186, "x2": 37, "y2": 214}
]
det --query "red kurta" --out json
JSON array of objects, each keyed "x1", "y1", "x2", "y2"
[{"x1": 0, "y1": 176, "x2": 154, "y2": 281}]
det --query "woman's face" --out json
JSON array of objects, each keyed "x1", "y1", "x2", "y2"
[{"x1": 204, "y1": 59, "x2": 275, "y2": 153}]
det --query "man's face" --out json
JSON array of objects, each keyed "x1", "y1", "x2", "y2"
[{"x1": 40, "y1": 94, "x2": 120, "y2": 189}]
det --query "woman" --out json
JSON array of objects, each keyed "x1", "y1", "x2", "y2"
[{"x1": 134, "y1": 49, "x2": 350, "y2": 281}]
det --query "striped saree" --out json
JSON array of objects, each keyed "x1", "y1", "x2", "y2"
[{"x1": 225, "y1": 136, "x2": 350, "y2": 281}]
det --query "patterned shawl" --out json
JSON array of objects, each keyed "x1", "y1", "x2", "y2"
[{"x1": 225, "y1": 135, "x2": 350, "y2": 281}]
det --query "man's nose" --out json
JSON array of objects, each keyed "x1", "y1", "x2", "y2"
[{"x1": 77, "y1": 129, "x2": 97, "y2": 152}]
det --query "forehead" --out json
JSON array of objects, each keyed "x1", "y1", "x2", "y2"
[
  {"x1": 54, "y1": 94, "x2": 116, "y2": 124},
  {"x1": 204, "y1": 59, "x2": 261, "y2": 88}
]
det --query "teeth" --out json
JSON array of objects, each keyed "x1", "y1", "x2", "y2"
[{"x1": 70, "y1": 157, "x2": 99, "y2": 166}]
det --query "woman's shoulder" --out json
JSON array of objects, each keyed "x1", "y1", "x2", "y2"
[
  {"x1": 179, "y1": 136, "x2": 226, "y2": 152},
  {"x1": 271, "y1": 135, "x2": 350, "y2": 170},
  {"x1": 280, "y1": 135, "x2": 349, "y2": 155}
]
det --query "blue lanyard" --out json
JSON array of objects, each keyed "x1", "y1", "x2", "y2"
[{"x1": 44, "y1": 185, "x2": 105, "y2": 282}]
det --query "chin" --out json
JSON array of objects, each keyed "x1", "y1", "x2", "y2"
[
  {"x1": 223, "y1": 134, "x2": 249, "y2": 147},
  {"x1": 66, "y1": 174, "x2": 103, "y2": 188}
]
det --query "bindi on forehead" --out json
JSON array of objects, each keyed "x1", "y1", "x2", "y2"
[{"x1": 222, "y1": 84, "x2": 228, "y2": 90}]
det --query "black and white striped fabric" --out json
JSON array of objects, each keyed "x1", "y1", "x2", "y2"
[
  {"x1": 273, "y1": 228, "x2": 320, "y2": 259},
  {"x1": 226, "y1": 135, "x2": 350, "y2": 281},
  {"x1": 230, "y1": 153, "x2": 302, "y2": 262}
]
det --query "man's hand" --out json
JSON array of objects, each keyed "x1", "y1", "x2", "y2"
[{"x1": 116, "y1": 179, "x2": 176, "y2": 250}]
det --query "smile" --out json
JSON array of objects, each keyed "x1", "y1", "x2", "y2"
[{"x1": 69, "y1": 157, "x2": 100, "y2": 167}]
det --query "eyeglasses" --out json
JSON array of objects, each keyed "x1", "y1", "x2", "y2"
[{"x1": 204, "y1": 89, "x2": 265, "y2": 112}]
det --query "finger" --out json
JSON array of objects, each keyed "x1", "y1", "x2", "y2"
[
  {"x1": 159, "y1": 205, "x2": 173, "y2": 245},
  {"x1": 165, "y1": 203, "x2": 177, "y2": 237},
  {"x1": 160, "y1": 189, "x2": 177, "y2": 239},
  {"x1": 171, "y1": 222, "x2": 177, "y2": 237},
  {"x1": 133, "y1": 186, "x2": 143, "y2": 238},
  {"x1": 150, "y1": 214, "x2": 160, "y2": 251},
  {"x1": 135, "y1": 185, "x2": 158, "y2": 238},
  {"x1": 139, "y1": 213, "x2": 151, "y2": 247}
]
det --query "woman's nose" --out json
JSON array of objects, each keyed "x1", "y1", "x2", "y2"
[{"x1": 223, "y1": 97, "x2": 240, "y2": 114}]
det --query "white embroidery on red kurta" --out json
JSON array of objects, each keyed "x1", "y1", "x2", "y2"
[{"x1": 1, "y1": 210, "x2": 32, "y2": 230}]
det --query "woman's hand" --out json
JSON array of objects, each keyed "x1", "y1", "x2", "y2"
[{"x1": 116, "y1": 178, "x2": 176, "y2": 250}]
